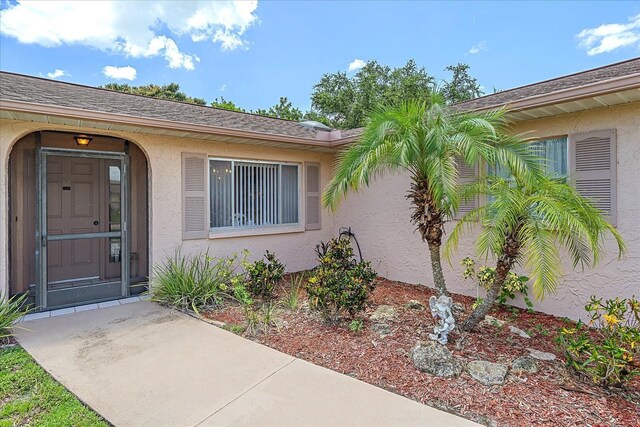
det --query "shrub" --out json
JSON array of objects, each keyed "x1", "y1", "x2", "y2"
[
  {"x1": 306, "y1": 238, "x2": 376, "y2": 321},
  {"x1": 245, "y1": 251, "x2": 285, "y2": 301},
  {"x1": 283, "y1": 273, "x2": 305, "y2": 310},
  {"x1": 1, "y1": 293, "x2": 28, "y2": 340},
  {"x1": 558, "y1": 295, "x2": 640, "y2": 387},
  {"x1": 461, "y1": 257, "x2": 533, "y2": 310},
  {"x1": 349, "y1": 318, "x2": 364, "y2": 334},
  {"x1": 151, "y1": 249, "x2": 242, "y2": 313}
]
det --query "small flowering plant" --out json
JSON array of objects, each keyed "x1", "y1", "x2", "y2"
[
  {"x1": 558, "y1": 295, "x2": 640, "y2": 387},
  {"x1": 461, "y1": 257, "x2": 533, "y2": 310}
]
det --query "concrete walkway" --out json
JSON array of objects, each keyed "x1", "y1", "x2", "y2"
[{"x1": 16, "y1": 301, "x2": 477, "y2": 427}]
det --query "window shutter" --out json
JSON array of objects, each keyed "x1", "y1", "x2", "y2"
[
  {"x1": 454, "y1": 157, "x2": 478, "y2": 220},
  {"x1": 305, "y1": 162, "x2": 321, "y2": 230},
  {"x1": 182, "y1": 152, "x2": 208, "y2": 239},
  {"x1": 569, "y1": 129, "x2": 617, "y2": 225}
]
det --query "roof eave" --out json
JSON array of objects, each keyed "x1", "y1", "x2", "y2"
[
  {"x1": 0, "y1": 99, "x2": 336, "y2": 149},
  {"x1": 457, "y1": 73, "x2": 640, "y2": 115}
]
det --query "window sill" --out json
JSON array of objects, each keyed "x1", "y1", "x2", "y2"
[{"x1": 209, "y1": 224, "x2": 305, "y2": 239}]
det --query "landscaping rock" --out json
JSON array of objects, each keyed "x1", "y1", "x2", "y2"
[
  {"x1": 371, "y1": 323, "x2": 391, "y2": 337},
  {"x1": 370, "y1": 305, "x2": 397, "y2": 321},
  {"x1": 509, "y1": 326, "x2": 531, "y2": 339},
  {"x1": 404, "y1": 300, "x2": 425, "y2": 310},
  {"x1": 410, "y1": 341, "x2": 464, "y2": 378},
  {"x1": 481, "y1": 315, "x2": 506, "y2": 327},
  {"x1": 511, "y1": 356, "x2": 538, "y2": 374},
  {"x1": 467, "y1": 360, "x2": 509, "y2": 385},
  {"x1": 452, "y1": 302, "x2": 466, "y2": 315},
  {"x1": 527, "y1": 348, "x2": 556, "y2": 361}
]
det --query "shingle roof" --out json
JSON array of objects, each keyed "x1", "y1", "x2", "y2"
[
  {"x1": 456, "y1": 57, "x2": 640, "y2": 111},
  {"x1": 0, "y1": 71, "x2": 322, "y2": 140}
]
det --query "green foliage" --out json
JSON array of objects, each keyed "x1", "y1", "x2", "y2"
[
  {"x1": 558, "y1": 295, "x2": 640, "y2": 387},
  {"x1": 442, "y1": 63, "x2": 483, "y2": 104},
  {"x1": 244, "y1": 251, "x2": 285, "y2": 301},
  {"x1": 0, "y1": 346, "x2": 108, "y2": 426},
  {"x1": 151, "y1": 249, "x2": 243, "y2": 313},
  {"x1": 0, "y1": 293, "x2": 28, "y2": 340},
  {"x1": 241, "y1": 302, "x2": 280, "y2": 336},
  {"x1": 254, "y1": 97, "x2": 304, "y2": 121},
  {"x1": 210, "y1": 96, "x2": 246, "y2": 112},
  {"x1": 102, "y1": 82, "x2": 207, "y2": 105},
  {"x1": 349, "y1": 318, "x2": 365, "y2": 334},
  {"x1": 283, "y1": 273, "x2": 305, "y2": 310},
  {"x1": 461, "y1": 257, "x2": 533, "y2": 309},
  {"x1": 306, "y1": 238, "x2": 377, "y2": 321}
]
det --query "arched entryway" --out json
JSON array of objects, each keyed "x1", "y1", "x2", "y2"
[{"x1": 8, "y1": 130, "x2": 149, "y2": 310}]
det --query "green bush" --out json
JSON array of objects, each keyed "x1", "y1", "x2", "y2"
[
  {"x1": 558, "y1": 295, "x2": 639, "y2": 387},
  {"x1": 461, "y1": 257, "x2": 533, "y2": 310},
  {"x1": 1, "y1": 293, "x2": 28, "y2": 340},
  {"x1": 244, "y1": 251, "x2": 285, "y2": 301},
  {"x1": 151, "y1": 249, "x2": 242, "y2": 313},
  {"x1": 306, "y1": 238, "x2": 376, "y2": 321}
]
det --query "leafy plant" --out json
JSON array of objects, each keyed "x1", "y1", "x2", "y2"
[
  {"x1": 151, "y1": 249, "x2": 243, "y2": 313},
  {"x1": 244, "y1": 251, "x2": 285, "y2": 301},
  {"x1": 349, "y1": 318, "x2": 364, "y2": 334},
  {"x1": 283, "y1": 273, "x2": 305, "y2": 310},
  {"x1": 558, "y1": 295, "x2": 640, "y2": 387},
  {"x1": 241, "y1": 302, "x2": 280, "y2": 336},
  {"x1": 306, "y1": 238, "x2": 377, "y2": 321},
  {"x1": 461, "y1": 257, "x2": 533, "y2": 310},
  {"x1": 1, "y1": 293, "x2": 28, "y2": 340}
]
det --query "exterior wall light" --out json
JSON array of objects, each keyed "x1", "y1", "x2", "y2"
[{"x1": 74, "y1": 135, "x2": 93, "y2": 146}]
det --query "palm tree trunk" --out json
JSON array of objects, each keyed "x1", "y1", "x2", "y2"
[
  {"x1": 408, "y1": 177, "x2": 448, "y2": 297},
  {"x1": 428, "y1": 242, "x2": 448, "y2": 297}
]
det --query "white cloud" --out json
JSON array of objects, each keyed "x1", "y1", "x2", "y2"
[
  {"x1": 347, "y1": 58, "x2": 366, "y2": 72},
  {"x1": 219, "y1": 84, "x2": 227, "y2": 92},
  {"x1": 467, "y1": 41, "x2": 487, "y2": 55},
  {"x1": 0, "y1": 1, "x2": 259, "y2": 70},
  {"x1": 47, "y1": 69, "x2": 68, "y2": 79},
  {"x1": 102, "y1": 65, "x2": 137, "y2": 81},
  {"x1": 577, "y1": 14, "x2": 640, "y2": 56}
]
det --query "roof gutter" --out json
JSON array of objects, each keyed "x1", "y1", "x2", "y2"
[
  {"x1": 458, "y1": 73, "x2": 640, "y2": 113},
  {"x1": 0, "y1": 99, "x2": 337, "y2": 149}
]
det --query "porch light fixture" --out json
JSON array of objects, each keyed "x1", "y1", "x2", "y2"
[{"x1": 74, "y1": 135, "x2": 92, "y2": 146}]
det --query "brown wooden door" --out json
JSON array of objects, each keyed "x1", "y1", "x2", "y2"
[{"x1": 47, "y1": 156, "x2": 102, "y2": 285}]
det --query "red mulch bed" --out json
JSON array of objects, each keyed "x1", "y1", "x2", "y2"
[{"x1": 204, "y1": 278, "x2": 640, "y2": 426}]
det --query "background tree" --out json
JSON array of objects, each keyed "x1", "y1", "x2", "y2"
[
  {"x1": 311, "y1": 60, "x2": 434, "y2": 129},
  {"x1": 254, "y1": 97, "x2": 304, "y2": 121},
  {"x1": 210, "y1": 96, "x2": 246, "y2": 112},
  {"x1": 446, "y1": 175, "x2": 625, "y2": 331},
  {"x1": 101, "y1": 83, "x2": 206, "y2": 105},
  {"x1": 323, "y1": 92, "x2": 541, "y2": 297},
  {"x1": 442, "y1": 63, "x2": 483, "y2": 104}
]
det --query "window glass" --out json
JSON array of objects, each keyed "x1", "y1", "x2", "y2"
[
  {"x1": 490, "y1": 137, "x2": 568, "y2": 179},
  {"x1": 210, "y1": 159, "x2": 300, "y2": 229}
]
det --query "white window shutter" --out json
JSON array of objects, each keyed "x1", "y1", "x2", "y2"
[
  {"x1": 454, "y1": 157, "x2": 478, "y2": 219},
  {"x1": 305, "y1": 162, "x2": 321, "y2": 230},
  {"x1": 569, "y1": 130, "x2": 617, "y2": 225},
  {"x1": 182, "y1": 152, "x2": 208, "y2": 239}
]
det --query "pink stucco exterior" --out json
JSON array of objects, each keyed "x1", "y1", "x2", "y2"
[{"x1": 1, "y1": 101, "x2": 638, "y2": 321}]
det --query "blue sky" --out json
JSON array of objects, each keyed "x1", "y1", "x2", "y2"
[{"x1": 1, "y1": 1, "x2": 639, "y2": 111}]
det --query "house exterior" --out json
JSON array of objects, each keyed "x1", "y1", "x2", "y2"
[{"x1": 1, "y1": 58, "x2": 638, "y2": 320}]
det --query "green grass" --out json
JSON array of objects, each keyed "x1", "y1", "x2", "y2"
[{"x1": 0, "y1": 346, "x2": 108, "y2": 427}]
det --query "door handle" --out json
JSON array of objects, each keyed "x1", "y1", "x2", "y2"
[{"x1": 93, "y1": 220, "x2": 99, "y2": 226}]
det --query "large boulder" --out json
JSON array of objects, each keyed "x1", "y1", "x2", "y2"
[
  {"x1": 371, "y1": 323, "x2": 391, "y2": 338},
  {"x1": 410, "y1": 341, "x2": 464, "y2": 378},
  {"x1": 370, "y1": 305, "x2": 397, "y2": 321},
  {"x1": 466, "y1": 360, "x2": 509, "y2": 385}
]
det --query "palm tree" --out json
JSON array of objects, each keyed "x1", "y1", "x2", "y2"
[
  {"x1": 445, "y1": 175, "x2": 626, "y2": 331},
  {"x1": 323, "y1": 91, "x2": 542, "y2": 297}
]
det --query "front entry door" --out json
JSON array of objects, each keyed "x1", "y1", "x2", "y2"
[{"x1": 39, "y1": 150, "x2": 129, "y2": 309}]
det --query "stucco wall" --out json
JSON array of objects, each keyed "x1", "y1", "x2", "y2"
[
  {"x1": 0, "y1": 119, "x2": 336, "y2": 299},
  {"x1": 334, "y1": 102, "x2": 640, "y2": 321}
]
